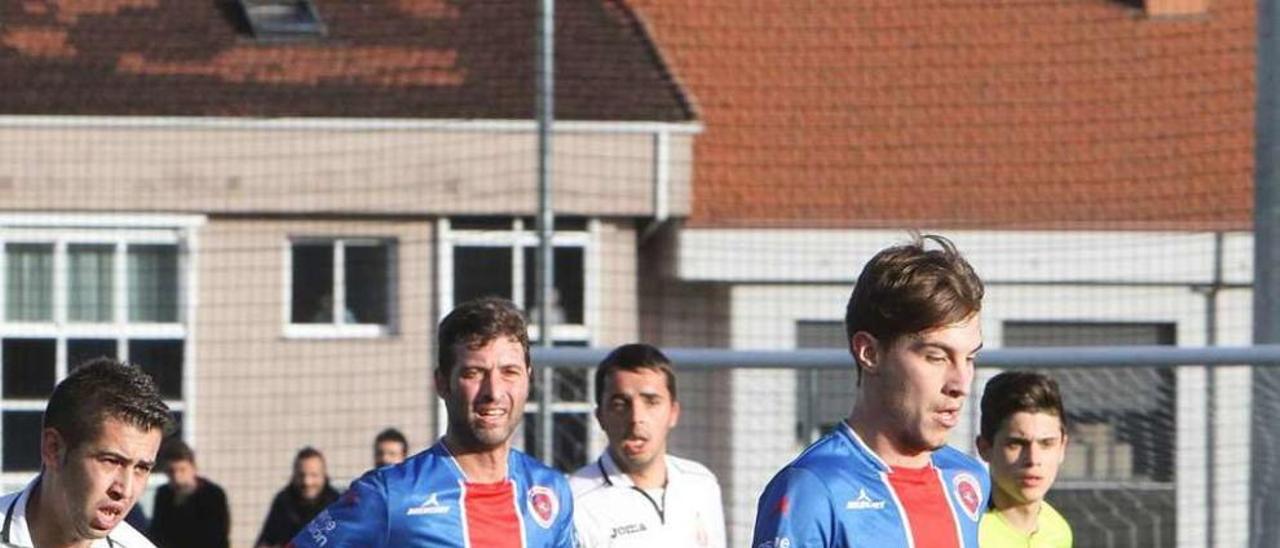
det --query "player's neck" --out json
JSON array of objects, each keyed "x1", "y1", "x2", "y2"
[
  {"x1": 443, "y1": 435, "x2": 510, "y2": 483},
  {"x1": 993, "y1": 493, "x2": 1042, "y2": 535},
  {"x1": 614, "y1": 450, "x2": 667, "y2": 489},
  {"x1": 29, "y1": 479, "x2": 92, "y2": 548},
  {"x1": 845, "y1": 411, "x2": 932, "y2": 468}
]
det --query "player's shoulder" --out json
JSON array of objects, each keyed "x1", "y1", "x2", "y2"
[
  {"x1": 111, "y1": 520, "x2": 157, "y2": 548},
  {"x1": 568, "y1": 460, "x2": 606, "y2": 497},
  {"x1": 510, "y1": 448, "x2": 571, "y2": 488},
  {"x1": 668, "y1": 454, "x2": 719, "y2": 484},
  {"x1": 1038, "y1": 501, "x2": 1074, "y2": 538},
  {"x1": 787, "y1": 430, "x2": 863, "y2": 475},
  {"x1": 932, "y1": 444, "x2": 985, "y2": 473}
]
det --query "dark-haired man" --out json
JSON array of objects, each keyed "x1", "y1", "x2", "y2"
[
  {"x1": 256, "y1": 447, "x2": 338, "y2": 548},
  {"x1": 976, "y1": 371, "x2": 1073, "y2": 548},
  {"x1": 570, "y1": 343, "x2": 726, "y2": 547},
  {"x1": 372, "y1": 428, "x2": 409, "y2": 468},
  {"x1": 0, "y1": 357, "x2": 171, "y2": 547},
  {"x1": 292, "y1": 297, "x2": 576, "y2": 547},
  {"x1": 149, "y1": 439, "x2": 230, "y2": 548},
  {"x1": 754, "y1": 234, "x2": 990, "y2": 547}
]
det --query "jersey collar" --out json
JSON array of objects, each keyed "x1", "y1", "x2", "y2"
[
  {"x1": 838, "y1": 420, "x2": 893, "y2": 473},
  {"x1": 433, "y1": 438, "x2": 515, "y2": 483},
  {"x1": 597, "y1": 450, "x2": 676, "y2": 489}
]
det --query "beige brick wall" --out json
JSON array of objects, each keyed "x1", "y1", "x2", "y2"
[
  {"x1": 194, "y1": 217, "x2": 435, "y2": 547},
  {"x1": 0, "y1": 126, "x2": 691, "y2": 218}
]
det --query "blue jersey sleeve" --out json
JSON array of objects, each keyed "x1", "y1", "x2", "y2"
[
  {"x1": 752, "y1": 467, "x2": 836, "y2": 548},
  {"x1": 289, "y1": 473, "x2": 389, "y2": 548}
]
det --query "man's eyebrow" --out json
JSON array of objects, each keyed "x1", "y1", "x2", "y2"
[
  {"x1": 91, "y1": 449, "x2": 156, "y2": 467},
  {"x1": 915, "y1": 341, "x2": 983, "y2": 354}
]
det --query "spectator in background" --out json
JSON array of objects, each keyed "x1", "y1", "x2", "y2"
[
  {"x1": 149, "y1": 438, "x2": 230, "y2": 548},
  {"x1": 255, "y1": 447, "x2": 339, "y2": 548},
  {"x1": 372, "y1": 427, "x2": 409, "y2": 468}
]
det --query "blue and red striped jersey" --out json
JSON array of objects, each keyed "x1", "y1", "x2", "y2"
[
  {"x1": 289, "y1": 441, "x2": 576, "y2": 548},
  {"x1": 752, "y1": 422, "x2": 989, "y2": 548}
]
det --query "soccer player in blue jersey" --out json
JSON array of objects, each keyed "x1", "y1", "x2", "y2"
[
  {"x1": 290, "y1": 297, "x2": 576, "y2": 547},
  {"x1": 753, "y1": 234, "x2": 989, "y2": 548}
]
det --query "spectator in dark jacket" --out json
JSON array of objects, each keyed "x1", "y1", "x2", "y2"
[
  {"x1": 256, "y1": 446, "x2": 340, "y2": 548},
  {"x1": 150, "y1": 439, "x2": 230, "y2": 548}
]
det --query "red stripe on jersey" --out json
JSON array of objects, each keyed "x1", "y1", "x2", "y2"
[
  {"x1": 888, "y1": 466, "x2": 961, "y2": 548},
  {"x1": 464, "y1": 480, "x2": 523, "y2": 548}
]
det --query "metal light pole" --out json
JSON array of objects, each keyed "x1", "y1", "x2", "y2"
[{"x1": 535, "y1": 0, "x2": 557, "y2": 467}]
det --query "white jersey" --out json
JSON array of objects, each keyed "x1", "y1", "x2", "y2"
[
  {"x1": 0, "y1": 476, "x2": 155, "y2": 548},
  {"x1": 569, "y1": 451, "x2": 726, "y2": 548}
]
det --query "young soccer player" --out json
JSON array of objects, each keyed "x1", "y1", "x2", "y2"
[{"x1": 977, "y1": 371, "x2": 1073, "y2": 547}]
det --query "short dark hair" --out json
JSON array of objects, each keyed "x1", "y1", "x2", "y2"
[
  {"x1": 979, "y1": 370, "x2": 1068, "y2": 442},
  {"x1": 436, "y1": 297, "x2": 531, "y2": 380},
  {"x1": 294, "y1": 446, "x2": 325, "y2": 465},
  {"x1": 374, "y1": 427, "x2": 408, "y2": 451},
  {"x1": 594, "y1": 343, "x2": 677, "y2": 405},
  {"x1": 158, "y1": 438, "x2": 195, "y2": 468},
  {"x1": 845, "y1": 234, "x2": 984, "y2": 376},
  {"x1": 43, "y1": 358, "x2": 172, "y2": 453}
]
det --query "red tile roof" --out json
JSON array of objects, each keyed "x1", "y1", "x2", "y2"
[
  {"x1": 629, "y1": 0, "x2": 1255, "y2": 229},
  {"x1": 0, "y1": 0, "x2": 694, "y2": 121}
]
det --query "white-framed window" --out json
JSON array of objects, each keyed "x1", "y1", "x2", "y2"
[
  {"x1": 439, "y1": 217, "x2": 597, "y2": 470},
  {"x1": 284, "y1": 238, "x2": 396, "y2": 339},
  {"x1": 0, "y1": 216, "x2": 200, "y2": 485}
]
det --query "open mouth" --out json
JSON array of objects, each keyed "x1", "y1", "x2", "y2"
[
  {"x1": 91, "y1": 503, "x2": 125, "y2": 530},
  {"x1": 473, "y1": 407, "x2": 508, "y2": 425},
  {"x1": 935, "y1": 409, "x2": 960, "y2": 428},
  {"x1": 621, "y1": 436, "x2": 649, "y2": 454}
]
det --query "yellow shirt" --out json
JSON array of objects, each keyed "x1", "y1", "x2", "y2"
[{"x1": 979, "y1": 501, "x2": 1073, "y2": 548}]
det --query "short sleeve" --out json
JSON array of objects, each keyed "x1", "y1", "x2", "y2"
[
  {"x1": 751, "y1": 467, "x2": 835, "y2": 548},
  {"x1": 288, "y1": 473, "x2": 389, "y2": 548}
]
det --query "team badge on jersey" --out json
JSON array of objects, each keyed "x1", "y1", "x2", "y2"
[
  {"x1": 951, "y1": 472, "x2": 983, "y2": 521},
  {"x1": 527, "y1": 485, "x2": 559, "y2": 528}
]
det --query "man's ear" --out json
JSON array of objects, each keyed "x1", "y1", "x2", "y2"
[
  {"x1": 40, "y1": 428, "x2": 66, "y2": 471},
  {"x1": 434, "y1": 368, "x2": 451, "y2": 397},
  {"x1": 668, "y1": 399, "x2": 681, "y2": 429},
  {"x1": 851, "y1": 331, "x2": 880, "y2": 376}
]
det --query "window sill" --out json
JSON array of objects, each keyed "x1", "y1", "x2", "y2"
[{"x1": 283, "y1": 324, "x2": 392, "y2": 340}]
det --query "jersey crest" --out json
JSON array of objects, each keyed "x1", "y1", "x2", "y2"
[{"x1": 527, "y1": 485, "x2": 559, "y2": 529}]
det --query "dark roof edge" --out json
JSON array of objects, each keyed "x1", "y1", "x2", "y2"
[{"x1": 611, "y1": 0, "x2": 700, "y2": 122}]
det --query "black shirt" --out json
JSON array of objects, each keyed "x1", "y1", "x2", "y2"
[
  {"x1": 255, "y1": 483, "x2": 340, "y2": 546},
  {"x1": 149, "y1": 477, "x2": 230, "y2": 548}
]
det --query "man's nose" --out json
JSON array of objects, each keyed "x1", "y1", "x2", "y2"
[{"x1": 108, "y1": 469, "x2": 131, "y2": 500}]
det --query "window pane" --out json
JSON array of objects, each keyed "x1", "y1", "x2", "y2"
[
  {"x1": 168, "y1": 410, "x2": 184, "y2": 441},
  {"x1": 523, "y1": 247, "x2": 584, "y2": 325},
  {"x1": 68, "y1": 244, "x2": 114, "y2": 323},
  {"x1": 3, "y1": 339, "x2": 55, "y2": 398},
  {"x1": 5, "y1": 244, "x2": 52, "y2": 322},
  {"x1": 451, "y1": 217, "x2": 514, "y2": 231},
  {"x1": 68, "y1": 339, "x2": 118, "y2": 371},
  {"x1": 130, "y1": 340, "x2": 183, "y2": 400},
  {"x1": 523, "y1": 412, "x2": 589, "y2": 473},
  {"x1": 127, "y1": 245, "x2": 179, "y2": 323},
  {"x1": 291, "y1": 243, "x2": 334, "y2": 324},
  {"x1": 3, "y1": 411, "x2": 43, "y2": 471},
  {"x1": 345, "y1": 243, "x2": 389, "y2": 325},
  {"x1": 454, "y1": 247, "x2": 512, "y2": 305}
]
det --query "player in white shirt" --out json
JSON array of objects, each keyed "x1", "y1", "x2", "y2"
[
  {"x1": 0, "y1": 358, "x2": 170, "y2": 548},
  {"x1": 569, "y1": 344, "x2": 726, "y2": 548}
]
